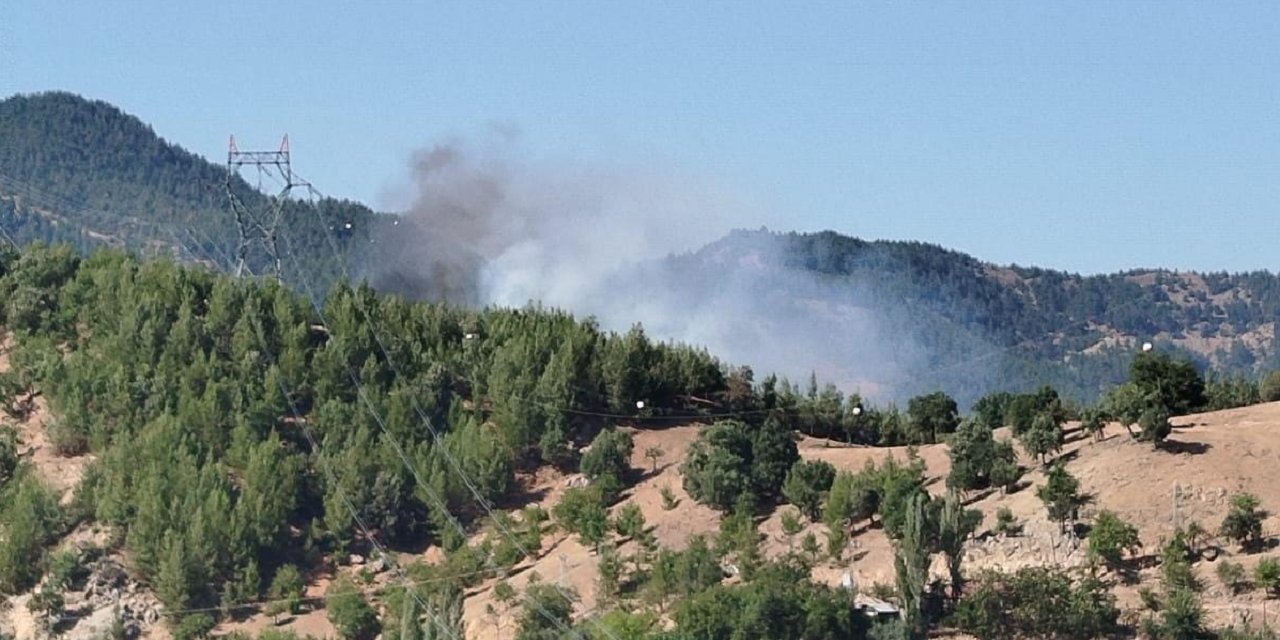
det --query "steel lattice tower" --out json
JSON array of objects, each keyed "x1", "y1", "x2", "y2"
[{"x1": 225, "y1": 135, "x2": 310, "y2": 279}]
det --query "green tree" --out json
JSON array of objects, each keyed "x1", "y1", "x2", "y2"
[
  {"x1": 749, "y1": 417, "x2": 799, "y2": 500},
  {"x1": 894, "y1": 492, "x2": 933, "y2": 639},
  {"x1": 823, "y1": 469, "x2": 879, "y2": 533},
  {"x1": 221, "y1": 560, "x2": 261, "y2": 617},
  {"x1": 1088, "y1": 510, "x2": 1141, "y2": 572},
  {"x1": 1155, "y1": 587, "x2": 1208, "y2": 640},
  {"x1": 780, "y1": 509, "x2": 803, "y2": 548},
  {"x1": 989, "y1": 452, "x2": 1022, "y2": 494},
  {"x1": 266, "y1": 564, "x2": 306, "y2": 619},
  {"x1": 878, "y1": 456, "x2": 930, "y2": 540},
  {"x1": 937, "y1": 490, "x2": 981, "y2": 599},
  {"x1": 1037, "y1": 464, "x2": 1084, "y2": 533},
  {"x1": 1160, "y1": 529, "x2": 1199, "y2": 592},
  {"x1": 580, "y1": 428, "x2": 634, "y2": 501},
  {"x1": 906, "y1": 391, "x2": 960, "y2": 443},
  {"x1": 800, "y1": 533, "x2": 821, "y2": 564},
  {"x1": 155, "y1": 531, "x2": 193, "y2": 614},
  {"x1": 172, "y1": 614, "x2": 215, "y2": 640},
  {"x1": 953, "y1": 566, "x2": 1120, "y2": 640},
  {"x1": 396, "y1": 590, "x2": 425, "y2": 640},
  {"x1": 994, "y1": 507, "x2": 1021, "y2": 537},
  {"x1": 613, "y1": 502, "x2": 646, "y2": 541},
  {"x1": 602, "y1": 325, "x2": 652, "y2": 414},
  {"x1": 1019, "y1": 411, "x2": 1064, "y2": 465},
  {"x1": 0, "y1": 428, "x2": 16, "y2": 488},
  {"x1": 659, "y1": 485, "x2": 679, "y2": 511},
  {"x1": 552, "y1": 486, "x2": 610, "y2": 548},
  {"x1": 1129, "y1": 351, "x2": 1206, "y2": 416},
  {"x1": 1139, "y1": 405, "x2": 1174, "y2": 447},
  {"x1": 782, "y1": 459, "x2": 835, "y2": 521},
  {"x1": 596, "y1": 542, "x2": 623, "y2": 600},
  {"x1": 1261, "y1": 371, "x2": 1280, "y2": 403},
  {"x1": 643, "y1": 446, "x2": 663, "y2": 472},
  {"x1": 672, "y1": 561, "x2": 870, "y2": 640},
  {"x1": 717, "y1": 499, "x2": 763, "y2": 579},
  {"x1": 27, "y1": 584, "x2": 65, "y2": 632},
  {"x1": 327, "y1": 576, "x2": 379, "y2": 640},
  {"x1": 681, "y1": 421, "x2": 755, "y2": 512},
  {"x1": 947, "y1": 420, "x2": 1018, "y2": 492},
  {"x1": 580, "y1": 609, "x2": 657, "y2": 640},
  {"x1": 515, "y1": 583, "x2": 577, "y2": 640},
  {"x1": 1081, "y1": 407, "x2": 1107, "y2": 442},
  {"x1": 0, "y1": 470, "x2": 61, "y2": 592},
  {"x1": 972, "y1": 391, "x2": 1013, "y2": 430},
  {"x1": 1103, "y1": 382, "x2": 1149, "y2": 437},
  {"x1": 1221, "y1": 492, "x2": 1267, "y2": 552}
]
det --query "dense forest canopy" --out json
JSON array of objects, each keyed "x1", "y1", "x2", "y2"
[{"x1": 1, "y1": 91, "x2": 1278, "y2": 409}]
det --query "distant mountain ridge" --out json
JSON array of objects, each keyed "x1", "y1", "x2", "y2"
[
  {"x1": 656, "y1": 228, "x2": 1279, "y2": 402},
  {"x1": 0, "y1": 91, "x2": 376, "y2": 287},
  {"x1": 1, "y1": 92, "x2": 1276, "y2": 403}
]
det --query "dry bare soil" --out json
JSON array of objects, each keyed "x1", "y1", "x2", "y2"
[{"x1": 10, "y1": 379, "x2": 1280, "y2": 638}]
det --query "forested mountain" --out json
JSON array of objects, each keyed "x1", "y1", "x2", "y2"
[
  {"x1": 1, "y1": 91, "x2": 1277, "y2": 406},
  {"x1": 650, "y1": 229, "x2": 1280, "y2": 404},
  {"x1": 0, "y1": 92, "x2": 376, "y2": 291}
]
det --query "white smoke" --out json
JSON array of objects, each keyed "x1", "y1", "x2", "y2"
[{"x1": 378, "y1": 132, "x2": 944, "y2": 402}]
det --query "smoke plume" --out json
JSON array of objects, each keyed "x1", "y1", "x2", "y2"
[{"x1": 370, "y1": 133, "x2": 965, "y2": 403}]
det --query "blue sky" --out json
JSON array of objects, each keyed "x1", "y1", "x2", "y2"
[{"x1": 3, "y1": 2, "x2": 1277, "y2": 274}]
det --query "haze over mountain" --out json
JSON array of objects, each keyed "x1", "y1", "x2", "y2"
[{"x1": 2, "y1": 92, "x2": 1277, "y2": 406}]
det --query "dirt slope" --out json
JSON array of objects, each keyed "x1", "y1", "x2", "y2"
[
  {"x1": 449, "y1": 402, "x2": 1280, "y2": 636},
  {"x1": 13, "y1": 376, "x2": 1280, "y2": 638}
]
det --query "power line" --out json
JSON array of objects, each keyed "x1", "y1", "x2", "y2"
[
  {"x1": 174, "y1": 238, "x2": 465, "y2": 640},
  {"x1": 273, "y1": 225, "x2": 595, "y2": 640},
  {"x1": 283, "y1": 180, "x2": 612, "y2": 640},
  {"x1": 214, "y1": 159, "x2": 594, "y2": 638},
  {"x1": 225, "y1": 135, "x2": 311, "y2": 280}
]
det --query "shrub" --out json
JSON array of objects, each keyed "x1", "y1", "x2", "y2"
[
  {"x1": 326, "y1": 576, "x2": 378, "y2": 640},
  {"x1": 552, "y1": 485, "x2": 609, "y2": 547},
  {"x1": 660, "y1": 485, "x2": 679, "y2": 511},
  {"x1": 994, "y1": 507, "x2": 1021, "y2": 537},
  {"x1": 1221, "y1": 492, "x2": 1268, "y2": 551},
  {"x1": 1217, "y1": 561, "x2": 1249, "y2": 595},
  {"x1": 266, "y1": 564, "x2": 305, "y2": 617},
  {"x1": 1256, "y1": 557, "x2": 1280, "y2": 598},
  {"x1": 1088, "y1": 510, "x2": 1141, "y2": 571},
  {"x1": 580, "y1": 428, "x2": 634, "y2": 500},
  {"x1": 954, "y1": 567, "x2": 1120, "y2": 640}
]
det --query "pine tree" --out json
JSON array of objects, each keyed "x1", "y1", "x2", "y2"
[
  {"x1": 937, "y1": 490, "x2": 980, "y2": 599},
  {"x1": 894, "y1": 492, "x2": 933, "y2": 640},
  {"x1": 1037, "y1": 464, "x2": 1084, "y2": 533},
  {"x1": 155, "y1": 531, "x2": 193, "y2": 614}
]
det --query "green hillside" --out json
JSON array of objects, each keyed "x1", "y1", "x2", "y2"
[
  {"x1": 2, "y1": 92, "x2": 1277, "y2": 406},
  {"x1": 0, "y1": 91, "x2": 375, "y2": 291}
]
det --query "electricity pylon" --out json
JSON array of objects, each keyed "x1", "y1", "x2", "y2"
[{"x1": 225, "y1": 135, "x2": 310, "y2": 279}]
